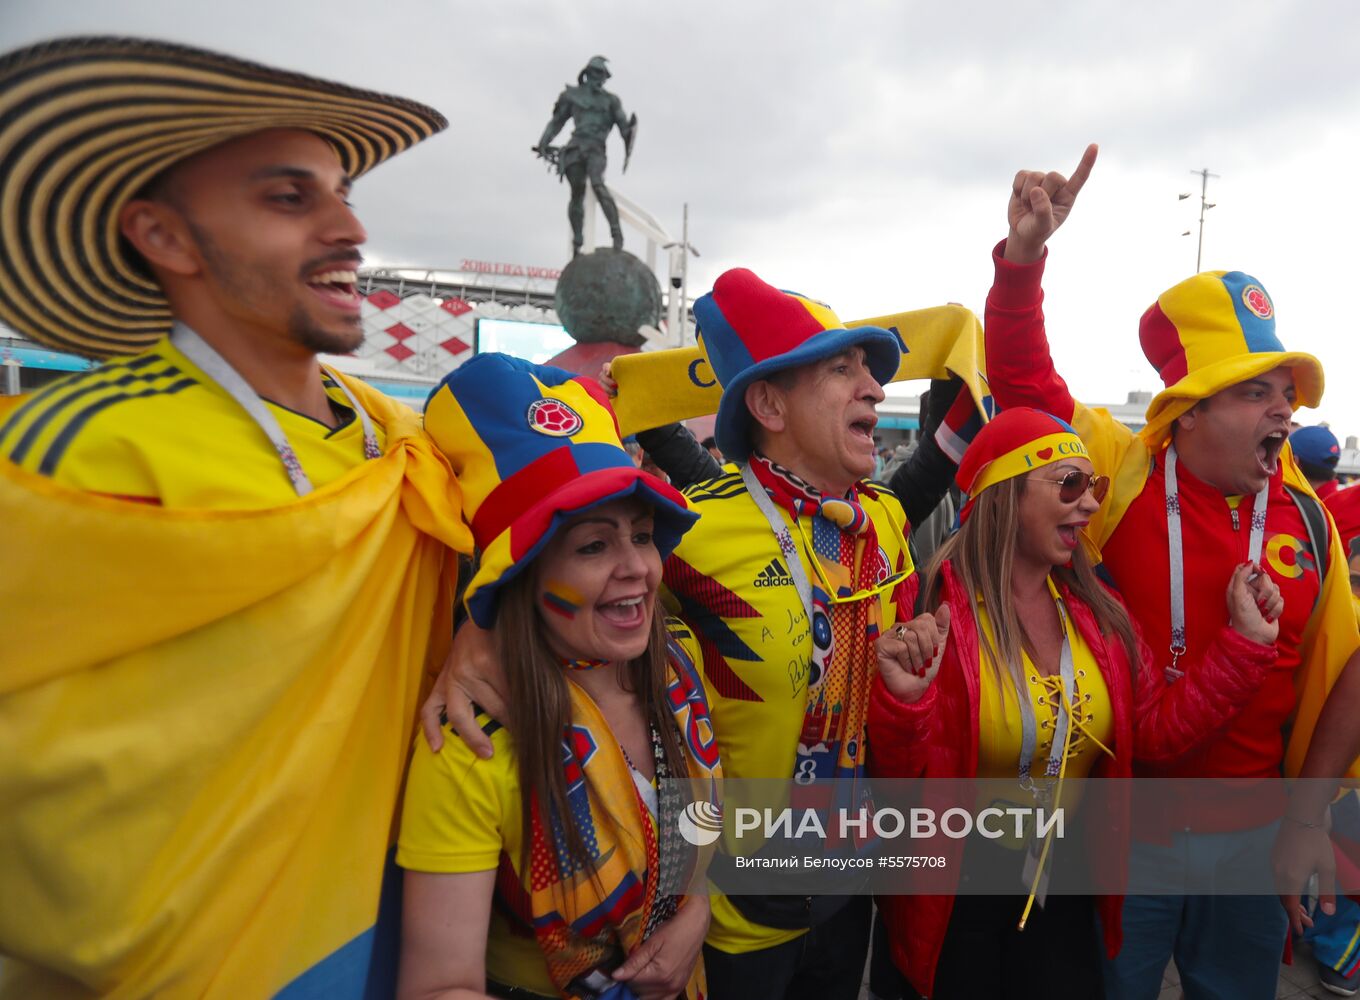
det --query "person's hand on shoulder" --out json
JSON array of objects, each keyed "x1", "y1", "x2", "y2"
[{"x1": 419, "y1": 622, "x2": 508, "y2": 757}]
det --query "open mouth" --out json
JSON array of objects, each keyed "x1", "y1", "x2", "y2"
[
  {"x1": 306, "y1": 269, "x2": 360, "y2": 312},
  {"x1": 1056, "y1": 521, "x2": 1087, "y2": 550},
  {"x1": 1257, "y1": 430, "x2": 1287, "y2": 475},
  {"x1": 597, "y1": 594, "x2": 647, "y2": 629},
  {"x1": 848, "y1": 416, "x2": 877, "y2": 446}
]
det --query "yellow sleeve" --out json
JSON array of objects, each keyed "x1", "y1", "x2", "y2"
[{"x1": 396, "y1": 725, "x2": 518, "y2": 873}]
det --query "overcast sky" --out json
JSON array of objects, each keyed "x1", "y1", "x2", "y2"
[{"x1": 7, "y1": 1, "x2": 1360, "y2": 436}]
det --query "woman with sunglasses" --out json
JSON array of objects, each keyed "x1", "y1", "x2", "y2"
[
  {"x1": 396, "y1": 355, "x2": 722, "y2": 1000},
  {"x1": 867, "y1": 408, "x2": 1282, "y2": 999}
]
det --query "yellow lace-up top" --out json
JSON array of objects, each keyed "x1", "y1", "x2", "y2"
[{"x1": 976, "y1": 578, "x2": 1114, "y2": 787}]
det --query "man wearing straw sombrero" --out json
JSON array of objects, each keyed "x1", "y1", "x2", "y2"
[{"x1": 0, "y1": 37, "x2": 472, "y2": 998}]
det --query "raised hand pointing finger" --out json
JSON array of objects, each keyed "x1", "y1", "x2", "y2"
[{"x1": 1005, "y1": 143, "x2": 1099, "y2": 265}]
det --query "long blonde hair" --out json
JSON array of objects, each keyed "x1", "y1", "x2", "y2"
[{"x1": 922, "y1": 476, "x2": 1139, "y2": 692}]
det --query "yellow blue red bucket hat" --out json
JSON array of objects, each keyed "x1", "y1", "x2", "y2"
[
  {"x1": 1139, "y1": 270, "x2": 1323, "y2": 443},
  {"x1": 423, "y1": 353, "x2": 697, "y2": 627}
]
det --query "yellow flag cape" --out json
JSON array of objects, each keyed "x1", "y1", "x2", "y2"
[
  {"x1": 610, "y1": 304, "x2": 989, "y2": 436},
  {"x1": 0, "y1": 377, "x2": 472, "y2": 998}
]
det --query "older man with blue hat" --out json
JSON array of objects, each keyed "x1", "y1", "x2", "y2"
[{"x1": 654, "y1": 267, "x2": 950, "y2": 999}]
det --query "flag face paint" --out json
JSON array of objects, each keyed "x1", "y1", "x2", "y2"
[{"x1": 542, "y1": 579, "x2": 585, "y2": 619}]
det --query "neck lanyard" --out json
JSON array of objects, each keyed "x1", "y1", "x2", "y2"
[
  {"x1": 171, "y1": 323, "x2": 380, "y2": 497},
  {"x1": 1017, "y1": 594, "x2": 1076, "y2": 791},
  {"x1": 741, "y1": 462, "x2": 816, "y2": 627},
  {"x1": 1163, "y1": 444, "x2": 1267, "y2": 681}
]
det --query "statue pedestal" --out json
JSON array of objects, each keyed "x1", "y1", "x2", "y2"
[{"x1": 554, "y1": 248, "x2": 662, "y2": 347}]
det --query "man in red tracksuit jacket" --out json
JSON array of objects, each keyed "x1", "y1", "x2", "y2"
[{"x1": 979, "y1": 145, "x2": 1360, "y2": 1000}]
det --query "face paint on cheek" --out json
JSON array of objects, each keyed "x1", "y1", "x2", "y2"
[{"x1": 542, "y1": 579, "x2": 586, "y2": 620}]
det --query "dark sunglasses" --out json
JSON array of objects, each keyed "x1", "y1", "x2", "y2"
[{"x1": 1034, "y1": 470, "x2": 1110, "y2": 504}]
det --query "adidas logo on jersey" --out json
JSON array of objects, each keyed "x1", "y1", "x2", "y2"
[{"x1": 754, "y1": 557, "x2": 794, "y2": 588}]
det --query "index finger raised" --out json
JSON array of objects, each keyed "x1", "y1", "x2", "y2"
[{"x1": 1066, "y1": 143, "x2": 1099, "y2": 195}]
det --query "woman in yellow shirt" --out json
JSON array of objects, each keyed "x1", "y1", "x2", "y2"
[{"x1": 397, "y1": 354, "x2": 721, "y2": 1000}]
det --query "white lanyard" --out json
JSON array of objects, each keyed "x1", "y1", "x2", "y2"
[
  {"x1": 171, "y1": 323, "x2": 380, "y2": 496},
  {"x1": 741, "y1": 462, "x2": 817, "y2": 627},
  {"x1": 1017, "y1": 597, "x2": 1076, "y2": 791},
  {"x1": 1163, "y1": 444, "x2": 1267, "y2": 681}
]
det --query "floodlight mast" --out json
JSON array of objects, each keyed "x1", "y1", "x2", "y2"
[{"x1": 1183, "y1": 167, "x2": 1220, "y2": 273}]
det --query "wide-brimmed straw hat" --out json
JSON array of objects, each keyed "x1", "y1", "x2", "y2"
[
  {"x1": 693, "y1": 267, "x2": 900, "y2": 461},
  {"x1": 0, "y1": 36, "x2": 447, "y2": 359},
  {"x1": 423, "y1": 353, "x2": 698, "y2": 629},
  {"x1": 1139, "y1": 270, "x2": 1324, "y2": 443}
]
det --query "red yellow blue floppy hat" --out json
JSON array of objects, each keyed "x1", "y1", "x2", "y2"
[
  {"x1": 423, "y1": 353, "x2": 698, "y2": 628},
  {"x1": 693, "y1": 268, "x2": 900, "y2": 461},
  {"x1": 1139, "y1": 271, "x2": 1323, "y2": 444},
  {"x1": 0, "y1": 36, "x2": 447, "y2": 359},
  {"x1": 955, "y1": 407, "x2": 1090, "y2": 523}
]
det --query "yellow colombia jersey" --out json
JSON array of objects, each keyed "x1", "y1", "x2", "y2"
[
  {"x1": 0, "y1": 336, "x2": 385, "y2": 505},
  {"x1": 660, "y1": 471, "x2": 913, "y2": 954}
]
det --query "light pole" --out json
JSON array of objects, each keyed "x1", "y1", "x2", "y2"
[
  {"x1": 663, "y1": 202, "x2": 700, "y2": 347},
  {"x1": 1179, "y1": 167, "x2": 1219, "y2": 272}
]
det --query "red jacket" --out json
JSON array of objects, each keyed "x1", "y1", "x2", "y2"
[
  {"x1": 984, "y1": 242, "x2": 1306, "y2": 786},
  {"x1": 867, "y1": 561, "x2": 1275, "y2": 998}
]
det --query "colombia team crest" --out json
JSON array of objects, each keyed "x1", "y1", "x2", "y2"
[
  {"x1": 1241, "y1": 284, "x2": 1273, "y2": 320},
  {"x1": 526, "y1": 398, "x2": 584, "y2": 437}
]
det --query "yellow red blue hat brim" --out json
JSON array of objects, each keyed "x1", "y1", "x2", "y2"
[
  {"x1": 1140, "y1": 351, "x2": 1323, "y2": 445},
  {"x1": 463, "y1": 467, "x2": 696, "y2": 629},
  {"x1": 713, "y1": 325, "x2": 900, "y2": 461}
]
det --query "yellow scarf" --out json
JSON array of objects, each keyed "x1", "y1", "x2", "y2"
[{"x1": 610, "y1": 304, "x2": 989, "y2": 435}]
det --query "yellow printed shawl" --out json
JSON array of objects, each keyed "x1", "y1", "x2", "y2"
[
  {"x1": 0, "y1": 378, "x2": 471, "y2": 998},
  {"x1": 519, "y1": 631, "x2": 721, "y2": 999}
]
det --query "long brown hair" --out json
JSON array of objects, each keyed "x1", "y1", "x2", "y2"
[
  {"x1": 493, "y1": 572, "x2": 689, "y2": 879},
  {"x1": 922, "y1": 476, "x2": 1140, "y2": 693}
]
